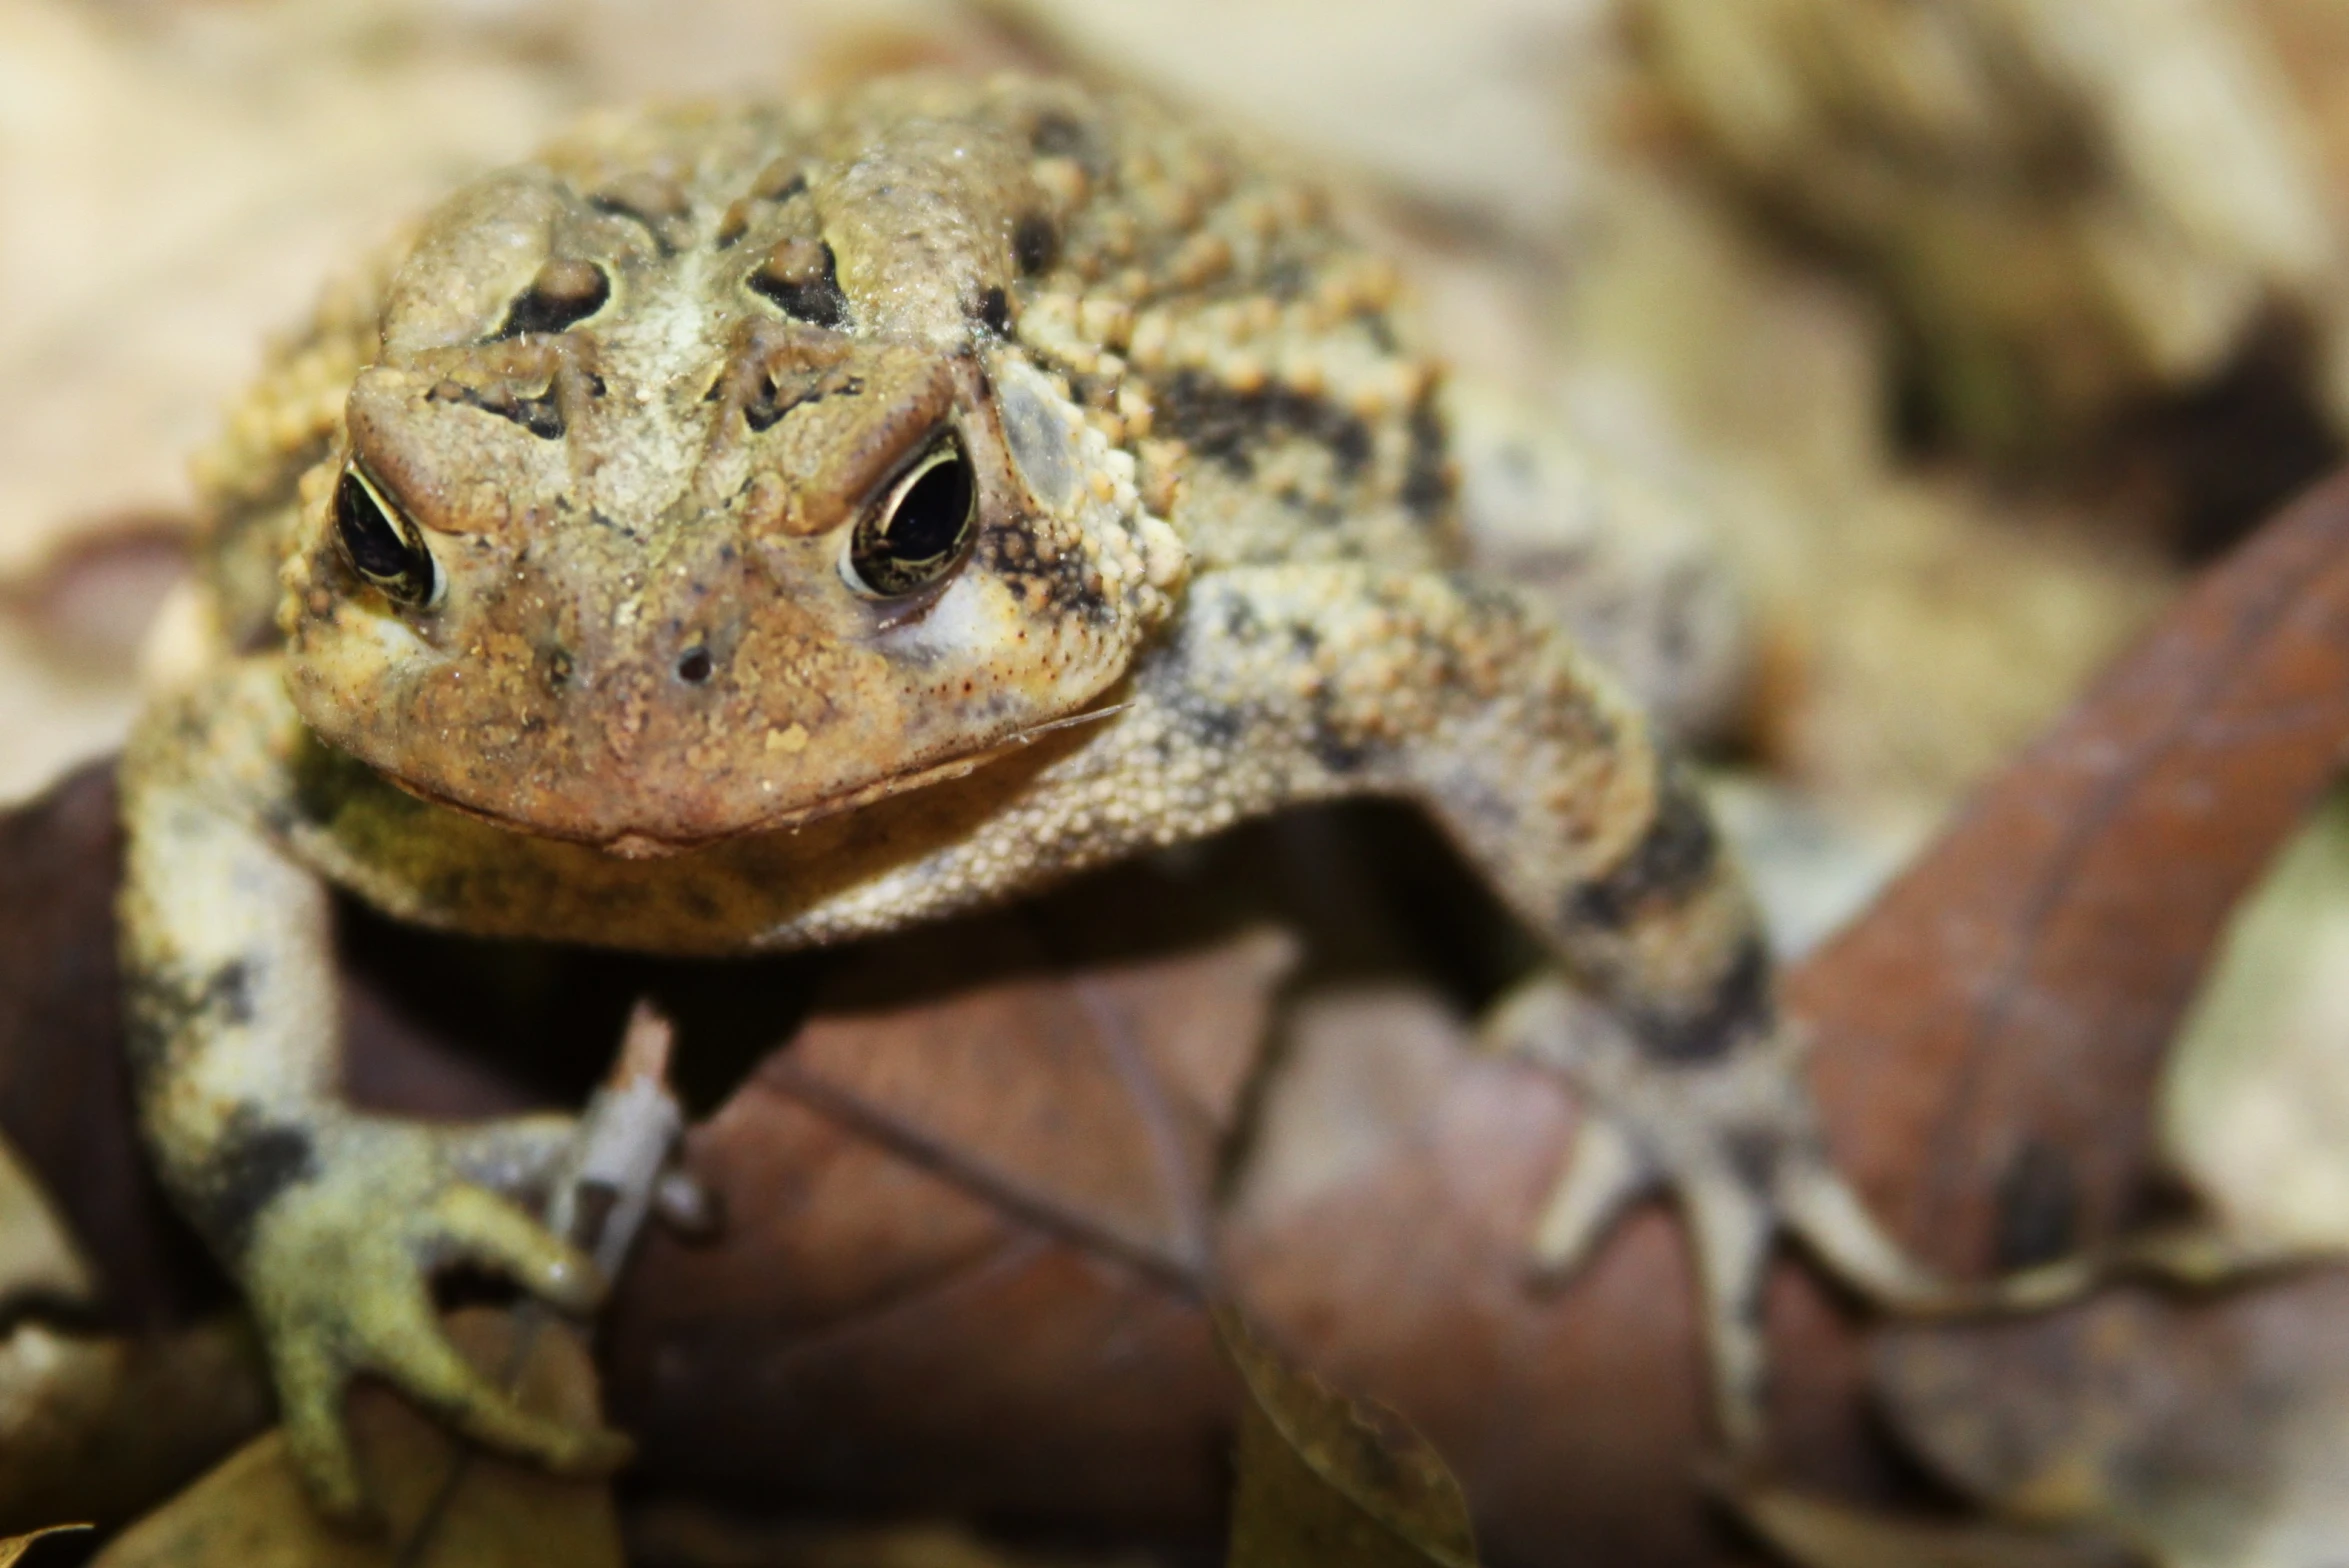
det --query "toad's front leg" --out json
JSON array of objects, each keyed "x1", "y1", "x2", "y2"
[
  {"x1": 118, "y1": 665, "x2": 631, "y2": 1518},
  {"x1": 1124, "y1": 567, "x2": 1942, "y2": 1450}
]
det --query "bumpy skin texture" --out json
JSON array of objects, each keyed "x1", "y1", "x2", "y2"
[{"x1": 125, "y1": 74, "x2": 1920, "y2": 1514}]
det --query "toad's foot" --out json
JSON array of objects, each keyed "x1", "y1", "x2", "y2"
[
  {"x1": 1486, "y1": 976, "x2": 1944, "y2": 1455},
  {"x1": 239, "y1": 1112, "x2": 635, "y2": 1519}
]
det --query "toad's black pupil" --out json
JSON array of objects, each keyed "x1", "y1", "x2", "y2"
[
  {"x1": 847, "y1": 444, "x2": 977, "y2": 598},
  {"x1": 335, "y1": 472, "x2": 414, "y2": 581},
  {"x1": 886, "y1": 456, "x2": 972, "y2": 564},
  {"x1": 333, "y1": 468, "x2": 437, "y2": 606}
]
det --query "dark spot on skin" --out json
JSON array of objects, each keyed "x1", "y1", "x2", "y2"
[
  {"x1": 1570, "y1": 778, "x2": 1720, "y2": 930},
  {"x1": 185, "y1": 1110, "x2": 317, "y2": 1262},
  {"x1": 676, "y1": 647, "x2": 714, "y2": 684},
  {"x1": 489, "y1": 258, "x2": 610, "y2": 341},
  {"x1": 589, "y1": 172, "x2": 692, "y2": 255},
  {"x1": 1656, "y1": 565, "x2": 1704, "y2": 667},
  {"x1": 1308, "y1": 715, "x2": 1371, "y2": 776},
  {"x1": 973, "y1": 285, "x2": 1013, "y2": 336},
  {"x1": 1175, "y1": 691, "x2": 1245, "y2": 748},
  {"x1": 1263, "y1": 258, "x2": 1310, "y2": 300},
  {"x1": 976, "y1": 523, "x2": 1113, "y2": 625},
  {"x1": 750, "y1": 239, "x2": 848, "y2": 328},
  {"x1": 1995, "y1": 1140, "x2": 2079, "y2": 1269},
  {"x1": 1327, "y1": 421, "x2": 1373, "y2": 476},
  {"x1": 1155, "y1": 370, "x2": 1373, "y2": 484},
  {"x1": 1628, "y1": 934, "x2": 1773, "y2": 1064},
  {"x1": 1276, "y1": 485, "x2": 1346, "y2": 529},
  {"x1": 1442, "y1": 573, "x2": 1535, "y2": 642},
  {"x1": 1724, "y1": 1128, "x2": 1781, "y2": 1192},
  {"x1": 752, "y1": 160, "x2": 809, "y2": 203},
  {"x1": 1401, "y1": 391, "x2": 1453, "y2": 526},
  {"x1": 429, "y1": 380, "x2": 564, "y2": 440},
  {"x1": 744, "y1": 371, "x2": 863, "y2": 435},
  {"x1": 125, "y1": 959, "x2": 257, "y2": 1072},
  {"x1": 719, "y1": 169, "x2": 807, "y2": 251},
  {"x1": 1013, "y1": 212, "x2": 1059, "y2": 275},
  {"x1": 1031, "y1": 111, "x2": 1089, "y2": 158},
  {"x1": 204, "y1": 961, "x2": 254, "y2": 1027}
]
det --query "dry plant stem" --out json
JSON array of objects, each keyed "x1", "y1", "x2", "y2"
[{"x1": 394, "y1": 1003, "x2": 681, "y2": 1566}]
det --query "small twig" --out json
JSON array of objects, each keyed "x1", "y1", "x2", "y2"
[{"x1": 396, "y1": 1001, "x2": 683, "y2": 1567}]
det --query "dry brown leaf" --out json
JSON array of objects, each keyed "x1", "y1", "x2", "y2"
[
  {"x1": 1219, "y1": 1306, "x2": 1478, "y2": 1568},
  {"x1": 1796, "y1": 469, "x2": 2349, "y2": 1275},
  {"x1": 626, "y1": 1505, "x2": 1157, "y2": 1568},
  {"x1": 0, "y1": 1316, "x2": 269, "y2": 1538},
  {"x1": 1874, "y1": 1272, "x2": 2349, "y2": 1568},
  {"x1": 1730, "y1": 1485, "x2": 2137, "y2": 1568},
  {"x1": 93, "y1": 1309, "x2": 621, "y2": 1568},
  {"x1": 0, "y1": 1526, "x2": 91, "y2": 1567},
  {"x1": 0, "y1": 1127, "x2": 93, "y2": 1314},
  {"x1": 604, "y1": 900, "x2": 1295, "y2": 1526}
]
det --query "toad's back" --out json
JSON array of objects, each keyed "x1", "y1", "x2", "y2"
[{"x1": 194, "y1": 74, "x2": 1458, "y2": 655}]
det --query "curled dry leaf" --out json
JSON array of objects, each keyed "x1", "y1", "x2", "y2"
[
  {"x1": 0, "y1": 1526, "x2": 92, "y2": 1568},
  {"x1": 1796, "y1": 469, "x2": 2349, "y2": 1276},
  {"x1": 1218, "y1": 1306, "x2": 1479, "y2": 1568},
  {"x1": 1761, "y1": 465, "x2": 2349, "y2": 1503}
]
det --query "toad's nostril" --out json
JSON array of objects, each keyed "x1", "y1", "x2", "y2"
[{"x1": 676, "y1": 647, "x2": 714, "y2": 684}]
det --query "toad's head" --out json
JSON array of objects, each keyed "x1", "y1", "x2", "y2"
[{"x1": 280, "y1": 89, "x2": 1182, "y2": 856}]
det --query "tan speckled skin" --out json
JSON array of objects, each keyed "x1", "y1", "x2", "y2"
[{"x1": 123, "y1": 75, "x2": 1908, "y2": 1514}]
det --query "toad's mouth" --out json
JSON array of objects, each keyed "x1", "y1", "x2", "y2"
[{"x1": 389, "y1": 700, "x2": 1129, "y2": 859}]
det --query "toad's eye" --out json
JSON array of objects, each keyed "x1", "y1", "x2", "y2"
[
  {"x1": 842, "y1": 440, "x2": 977, "y2": 599},
  {"x1": 334, "y1": 465, "x2": 442, "y2": 609}
]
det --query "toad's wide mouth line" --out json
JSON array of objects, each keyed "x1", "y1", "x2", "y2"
[{"x1": 391, "y1": 698, "x2": 1130, "y2": 859}]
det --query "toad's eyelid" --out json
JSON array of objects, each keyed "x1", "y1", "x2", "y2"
[{"x1": 878, "y1": 445, "x2": 959, "y2": 526}]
